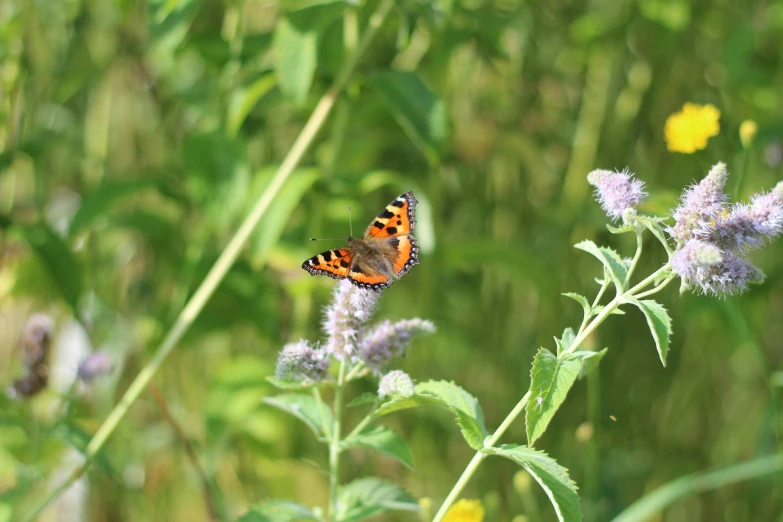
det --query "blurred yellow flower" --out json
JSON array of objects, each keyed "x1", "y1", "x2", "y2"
[
  {"x1": 739, "y1": 120, "x2": 757, "y2": 148},
  {"x1": 442, "y1": 499, "x2": 485, "y2": 522},
  {"x1": 664, "y1": 103, "x2": 720, "y2": 153}
]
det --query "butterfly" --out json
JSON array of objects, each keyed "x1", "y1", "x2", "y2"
[{"x1": 302, "y1": 192, "x2": 420, "y2": 291}]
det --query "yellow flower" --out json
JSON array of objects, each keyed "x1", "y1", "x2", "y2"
[
  {"x1": 443, "y1": 499, "x2": 485, "y2": 522},
  {"x1": 739, "y1": 120, "x2": 757, "y2": 148},
  {"x1": 664, "y1": 103, "x2": 720, "y2": 153}
]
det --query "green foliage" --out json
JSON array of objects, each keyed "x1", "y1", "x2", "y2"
[
  {"x1": 263, "y1": 394, "x2": 333, "y2": 438},
  {"x1": 627, "y1": 298, "x2": 673, "y2": 366},
  {"x1": 238, "y1": 500, "x2": 319, "y2": 522},
  {"x1": 374, "y1": 380, "x2": 488, "y2": 450},
  {"x1": 335, "y1": 478, "x2": 418, "y2": 522},
  {"x1": 525, "y1": 348, "x2": 581, "y2": 446},
  {"x1": 342, "y1": 426, "x2": 415, "y2": 469},
  {"x1": 574, "y1": 241, "x2": 628, "y2": 292},
  {"x1": 486, "y1": 444, "x2": 581, "y2": 522}
]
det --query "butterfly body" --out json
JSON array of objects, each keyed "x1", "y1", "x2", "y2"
[{"x1": 302, "y1": 192, "x2": 420, "y2": 291}]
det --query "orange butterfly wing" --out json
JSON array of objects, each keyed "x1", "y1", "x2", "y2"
[
  {"x1": 363, "y1": 192, "x2": 418, "y2": 239},
  {"x1": 347, "y1": 268, "x2": 394, "y2": 291},
  {"x1": 302, "y1": 248, "x2": 353, "y2": 279},
  {"x1": 389, "y1": 234, "x2": 420, "y2": 277}
]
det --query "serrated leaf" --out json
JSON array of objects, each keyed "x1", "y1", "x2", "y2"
[
  {"x1": 562, "y1": 293, "x2": 590, "y2": 316},
  {"x1": 575, "y1": 241, "x2": 628, "y2": 292},
  {"x1": 347, "y1": 393, "x2": 378, "y2": 408},
  {"x1": 526, "y1": 349, "x2": 581, "y2": 446},
  {"x1": 263, "y1": 394, "x2": 332, "y2": 438},
  {"x1": 627, "y1": 298, "x2": 672, "y2": 366},
  {"x1": 568, "y1": 348, "x2": 608, "y2": 379},
  {"x1": 372, "y1": 381, "x2": 488, "y2": 450},
  {"x1": 237, "y1": 500, "x2": 318, "y2": 522},
  {"x1": 336, "y1": 478, "x2": 418, "y2": 522},
  {"x1": 628, "y1": 214, "x2": 673, "y2": 254},
  {"x1": 485, "y1": 444, "x2": 581, "y2": 522},
  {"x1": 273, "y1": 17, "x2": 316, "y2": 105},
  {"x1": 606, "y1": 223, "x2": 635, "y2": 234},
  {"x1": 342, "y1": 426, "x2": 414, "y2": 469},
  {"x1": 555, "y1": 328, "x2": 576, "y2": 356}
]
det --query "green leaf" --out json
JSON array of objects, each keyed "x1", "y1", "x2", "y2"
[
  {"x1": 627, "y1": 298, "x2": 672, "y2": 366},
  {"x1": 265, "y1": 376, "x2": 324, "y2": 390},
  {"x1": 68, "y1": 179, "x2": 165, "y2": 237},
  {"x1": 342, "y1": 426, "x2": 414, "y2": 469},
  {"x1": 555, "y1": 328, "x2": 576, "y2": 356},
  {"x1": 273, "y1": 17, "x2": 317, "y2": 105},
  {"x1": 525, "y1": 349, "x2": 581, "y2": 446},
  {"x1": 575, "y1": 241, "x2": 628, "y2": 291},
  {"x1": 227, "y1": 74, "x2": 277, "y2": 137},
  {"x1": 568, "y1": 348, "x2": 608, "y2": 379},
  {"x1": 485, "y1": 444, "x2": 581, "y2": 522},
  {"x1": 368, "y1": 71, "x2": 448, "y2": 164},
  {"x1": 237, "y1": 500, "x2": 318, "y2": 522},
  {"x1": 562, "y1": 293, "x2": 590, "y2": 316},
  {"x1": 347, "y1": 393, "x2": 378, "y2": 408},
  {"x1": 606, "y1": 223, "x2": 635, "y2": 234},
  {"x1": 18, "y1": 225, "x2": 84, "y2": 312},
  {"x1": 263, "y1": 394, "x2": 332, "y2": 438},
  {"x1": 336, "y1": 478, "x2": 418, "y2": 522},
  {"x1": 373, "y1": 380, "x2": 488, "y2": 450},
  {"x1": 628, "y1": 214, "x2": 673, "y2": 254}
]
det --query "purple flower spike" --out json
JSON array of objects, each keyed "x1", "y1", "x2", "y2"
[
  {"x1": 323, "y1": 280, "x2": 380, "y2": 359},
  {"x1": 355, "y1": 318, "x2": 436, "y2": 372},
  {"x1": 275, "y1": 340, "x2": 330, "y2": 383},
  {"x1": 587, "y1": 168, "x2": 646, "y2": 221},
  {"x1": 671, "y1": 240, "x2": 723, "y2": 281},
  {"x1": 710, "y1": 188, "x2": 783, "y2": 251},
  {"x1": 682, "y1": 251, "x2": 764, "y2": 297},
  {"x1": 669, "y1": 162, "x2": 729, "y2": 243}
]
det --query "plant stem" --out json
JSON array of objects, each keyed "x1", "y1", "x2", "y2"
[
  {"x1": 610, "y1": 454, "x2": 783, "y2": 522},
  {"x1": 433, "y1": 261, "x2": 674, "y2": 520},
  {"x1": 22, "y1": 1, "x2": 395, "y2": 519},
  {"x1": 625, "y1": 228, "x2": 644, "y2": 284},
  {"x1": 329, "y1": 360, "x2": 347, "y2": 520}
]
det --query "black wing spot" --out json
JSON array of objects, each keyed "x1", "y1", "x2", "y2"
[
  {"x1": 385, "y1": 227, "x2": 397, "y2": 235},
  {"x1": 387, "y1": 237, "x2": 400, "y2": 248},
  {"x1": 391, "y1": 200, "x2": 405, "y2": 207},
  {"x1": 351, "y1": 265, "x2": 364, "y2": 274},
  {"x1": 378, "y1": 209, "x2": 395, "y2": 219},
  {"x1": 340, "y1": 259, "x2": 350, "y2": 268},
  {"x1": 323, "y1": 251, "x2": 333, "y2": 261},
  {"x1": 396, "y1": 220, "x2": 402, "y2": 226},
  {"x1": 373, "y1": 221, "x2": 384, "y2": 229}
]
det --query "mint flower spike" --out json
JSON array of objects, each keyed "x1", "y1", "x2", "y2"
[
  {"x1": 586, "y1": 168, "x2": 646, "y2": 221},
  {"x1": 378, "y1": 370, "x2": 415, "y2": 399},
  {"x1": 671, "y1": 240, "x2": 723, "y2": 282},
  {"x1": 323, "y1": 280, "x2": 380, "y2": 359},
  {"x1": 355, "y1": 318, "x2": 436, "y2": 373},
  {"x1": 709, "y1": 185, "x2": 783, "y2": 252},
  {"x1": 275, "y1": 340, "x2": 330, "y2": 383},
  {"x1": 669, "y1": 162, "x2": 729, "y2": 243}
]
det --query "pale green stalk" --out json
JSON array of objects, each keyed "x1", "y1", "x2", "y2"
[
  {"x1": 22, "y1": 2, "x2": 395, "y2": 519},
  {"x1": 329, "y1": 360, "x2": 347, "y2": 520},
  {"x1": 610, "y1": 454, "x2": 783, "y2": 522},
  {"x1": 432, "y1": 255, "x2": 674, "y2": 521}
]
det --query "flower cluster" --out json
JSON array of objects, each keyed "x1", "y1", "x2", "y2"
[
  {"x1": 668, "y1": 163, "x2": 783, "y2": 296},
  {"x1": 273, "y1": 280, "x2": 435, "y2": 387},
  {"x1": 442, "y1": 499, "x2": 485, "y2": 522},
  {"x1": 378, "y1": 370, "x2": 414, "y2": 399},
  {"x1": 587, "y1": 168, "x2": 646, "y2": 221}
]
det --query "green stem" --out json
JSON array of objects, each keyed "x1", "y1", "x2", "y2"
[
  {"x1": 433, "y1": 261, "x2": 674, "y2": 520},
  {"x1": 314, "y1": 388, "x2": 332, "y2": 439},
  {"x1": 625, "y1": 229, "x2": 644, "y2": 285},
  {"x1": 610, "y1": 454, "x2": 783, "y2": 522},
  {"x1": 346, "y1": 409, "x2": 376, "y2": 440},
  {"x1": 329, "y1": 360, "x2": 347, "y2": 520},
  {"x1": 22, "y1": 2, "x2": 395, "y2": 519}
]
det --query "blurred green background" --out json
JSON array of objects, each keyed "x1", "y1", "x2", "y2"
[{"x1": 1, "y1": 0, "x2": 782, "y2": 520}]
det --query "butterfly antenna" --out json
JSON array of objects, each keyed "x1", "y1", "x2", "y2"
[
  {"x1": 310, "y1": 237, "x2": 344, "y2": 241},
  {"x1": 347, "y1": 206, "x2": 354, "y2": 238}
]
